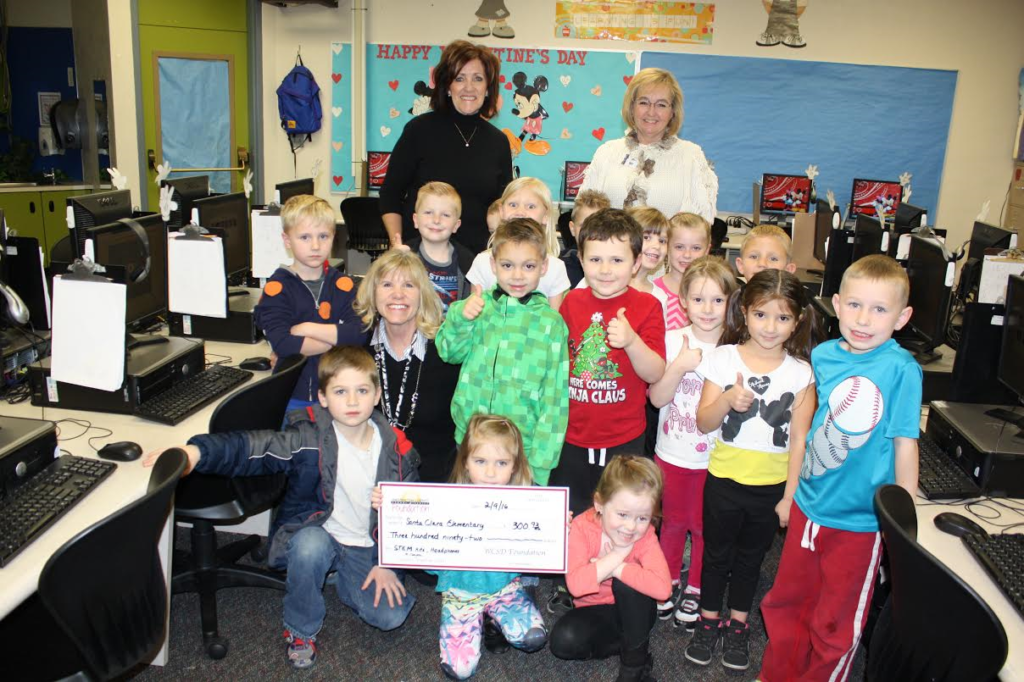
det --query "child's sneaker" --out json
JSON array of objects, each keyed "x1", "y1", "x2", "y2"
[
  {"x1": 720, "y1": 619, "x2": 751, "y2": 671},
  {"x1": 283, "y1": 629, "x2": 317, "y2": 669},
  {"x1": 483, "y1": 614, "x2": 510, "y2": 654},
  {"x1": 657, "y1": 582, "x2": 682, "y2": 620},
  {"x1": 684, "y1": 616, "x2": 721, "y2": 666},
  {"x1": 546, "y1": 584, "x2": 574, "y2": 615},
  {"x1": 673, "y1": 587, "x2": 701, "y2": 629}
]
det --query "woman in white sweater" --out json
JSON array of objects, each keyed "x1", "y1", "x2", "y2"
[{"x1": 579, "y1": 68, "x2": 718, "y2": 224}]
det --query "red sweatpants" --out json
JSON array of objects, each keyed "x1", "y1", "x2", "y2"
[
  {"x1": 655, "y1": 456, "x2": 706, "y2": 589},
  {"x1": 759, "y1": 502, "x2": 882, "y2": 682}
]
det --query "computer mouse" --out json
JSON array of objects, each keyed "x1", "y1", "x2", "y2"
[
  {"x1": 240, "y1": 356, "x2": 272, "y2": 371},
  {"x1": 97, "y1": 441, "x2": 143, "y2": 462},
  {"x1": 933, "y1": 512, "x2": 987, "y2": 539}
]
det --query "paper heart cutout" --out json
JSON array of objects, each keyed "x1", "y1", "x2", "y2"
[
  {"x1": 504, "y1": 82, "x2": 513, "y2": 90},
  {"x1": 332, "y1": 107, "x2": 342, "y2": 117},
  {"x1": 562, "y1": 101, "x2": 573, "y2": 113},
  {"x1": 331, "y1": 73, "x2": 342, "y2": 84},
  {"x1": 748, "y1": 376, "x2": 771, "y2": 395},
  {"x1": 591, "y1": 127, "x2": 606, "y2": 141},
  {"x1": 560, "y1": 128, "x2": 572, "y2": 139},
  {"x1": 331, "y1": 43, "x2": 342, "y2": 55},
  {"x1": 333, "y1": 175, "x2": 344, "y2": 186},
  {"x1": 388, "y1": 79, "x2": 399, "y2": 91},
  {"x1": 623, "y1": 75, "x2": 633, "y2": 85},
  {"x1": 332, "y1": 141, "x2": 343, "y2": 152},
  {"x1": 559, "y1": 75, "x2": 571, "y2": 87},
  {"x1": 626, "y1": 52, "x2": 637, "y2": 64},
  {"x1": 389, "y1": 107, "x2": 400, "y2": 119},
  {"x1": 380, "y1": 126, "x2": 392, "y2": 137},
  {"x1": 590, "y1": 85, "x2": 602, "y2": 97},
  {"x1": 499, "y1": 74, "x2": 506, "y2": 83}
]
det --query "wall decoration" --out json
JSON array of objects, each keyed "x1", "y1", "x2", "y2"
[
  {"x1": 756, "y1": 0, "x2": 807, "y2": 49},
  {"x1": 367, "y1": 44, "x2": 633, "y2": 198},
  {"x1": 640, "y1": 51, "x2": 957, "y2": 214},
  {"x1": 329, "y1": 42, "x2": 353, "y2": 193},
  {"x1": 554, "y1": 1, "x2": 715, "y2": 45},
  {"x1": 469, "y1": 0, "x2": 516, "y2": 39}
]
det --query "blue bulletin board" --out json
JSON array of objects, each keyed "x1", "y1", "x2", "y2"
[
  {"x1": 360, "y1": 44, "x2": 636, "y2": 199},
  {"x1": 329, "y1": 43, "x2": 353, "y2": 192},
  {"x1": 640, "y1": 52, "x2": 958, "y2": 217}
]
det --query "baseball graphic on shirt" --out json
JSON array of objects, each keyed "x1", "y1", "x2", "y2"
[
  {"x1": 804, "y1": 418, "x2": 852, "y2": 478},
  {"x1": 823, "y1": 412, "x2": 871, "y2": 450},
  {"x1": 827, "y1": 376, "x2": 883, "y2": 436}
]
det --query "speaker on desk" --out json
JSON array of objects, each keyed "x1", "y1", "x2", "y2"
[{"x1": 949, "y1": 302, "x2": 1017, "y2": 404}]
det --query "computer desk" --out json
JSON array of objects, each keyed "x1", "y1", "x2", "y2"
[
  {"x1": 915, "y1": 498, "x2": 1024, "y2": 680},
  {"x1": 0, "y1": 336, "x2": 273, "y2": 666}
]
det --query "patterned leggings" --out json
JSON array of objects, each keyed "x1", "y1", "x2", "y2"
[{"x1": 439, "y1": 579, "x2": 546, "y2": 679}]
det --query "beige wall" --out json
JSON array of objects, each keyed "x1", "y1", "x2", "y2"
[
  {"x1": 8, "y1": 0, "x2": 72, "y2": 27},
  {"x1": 259, "y1": 0, "x2": 1024, "y2": 246},
  {"x1": 107, "y1": 0, "x2": 142, "y2": 207}
]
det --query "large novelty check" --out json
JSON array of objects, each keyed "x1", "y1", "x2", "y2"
[{"x1": 378, "y1": 483, "x2": 569, "y2": 572}]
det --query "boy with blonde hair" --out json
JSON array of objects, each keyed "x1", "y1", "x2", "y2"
[
  {"x1": 144, "y1": 346, "x2": 420, "y2": 669},
  {"x1": 561, "y1": 189, "x2": 611, "y2": 288},
  {"x1": 735, "y1": 224, "x2": 796, "y2": 279},
  {"x1": 437, "y1": 218, "x2": 569, "y2": 486},
  {"x1": 406, "y1": 181, "x2": 475, "y2": 313},
  {"x1": 255, "y1": 195, "x2": 365, "y2": 412},
  {"x1": 760, "y1": 254, "x2": 921, "y2": 682}
]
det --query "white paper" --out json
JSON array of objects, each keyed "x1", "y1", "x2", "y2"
[
  {"x1": 38, "y1": 246, "x2": 51, "y2": 329},
  {"x1": 378, "y1": 483, "x2": 569, "y2": 573},
  {"x1": 50, "y1": 276, "x2": 126, "y2": 392},
  {"x1": 167, "y1": 234, "x2": 228, "y2": 318},
  {"x1": 250, "y1": 210, "x2": 292, "y2": 278}
]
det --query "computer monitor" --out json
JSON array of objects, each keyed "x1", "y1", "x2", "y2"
[
  {"x1": 161, "y1": 176, "x2": 210, "y2": 231},
  {"x1": 998, "y1": 274, "x2": 1024, "y2": 406},
  {"x1": 851, "y1": 215, "x2": 885, "y2": 262},
  {"x1": 563, "y1": 161, "x2": 590, "y2": 202},
  {"x1": 814, "y1": 199, "x2": 839, "y2": 265},
  {"x1": 760, "y1": 174, "x2": 812, "y2": 217},
  {"x1": 88, "y1": 214, "x2": 168, "y2": 331},
  {"x1": 276, "y1": 178, "x2": 315, "y2": 205},
  {"x1": 367, "y1": 152, "x2": 391, "y2": 191},
  {"x1": 957, "y1": 222, "x2": 1016, "y2": 302},
  {"x1": 894, "y1": 202, "x2": 927, "y2": 231},
  {"x1": 67, "y1": 190, "x2": 133, "y2": 259},
  {"x1": 849, "y1": 178, "x2": 903, "y2": 220},
  {"x1": 194, "y1": 191, "x2": 250, "y2": 278},
  {"x1": 902, "y1": 234, "x2": 954, "y2": 364}
]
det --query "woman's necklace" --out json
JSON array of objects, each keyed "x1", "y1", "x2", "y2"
[
  {"x1": 453, "y1": 122, "x2": 478, "y2": 148},
  {"x1": 375, "y1": 341, "x2": 424, "y2": 429}
]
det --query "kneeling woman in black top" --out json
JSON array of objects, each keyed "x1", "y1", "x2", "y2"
[{"x1": 355, "y1": 250, "x2": 461, "y2": 482}]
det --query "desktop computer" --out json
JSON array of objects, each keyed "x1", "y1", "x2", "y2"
[
  {"x1": 66, "y1": 190, "x2": 132, "y2": 260},
  {"x1": 0, "y1": 415, "x2": 58, "y2": 501},
  {"x1": 167, "y1": 287, "x2": 263, "y2": 344},
  {"x1": 275, "y1": 178, "x2": 314, "y2": 205},
  {"x1": 758, "y1": 173, "x2": 812, "y2": 231},
  {"x1": 161, "y1": 176, "x2": 210, "y2": 232},
  {"x1": 849, "y1": 178, "x2": 903, "y2": 222},
  {"x1": 897, "y1": 235, "x2": 954, "y2": 364}
]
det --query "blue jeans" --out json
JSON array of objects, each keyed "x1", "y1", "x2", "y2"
[{"x1": 282, "y1": 525, "x2": 415, "y2": 639}]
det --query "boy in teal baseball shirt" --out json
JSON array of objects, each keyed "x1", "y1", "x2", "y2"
[{"x1": 436, "y1": 218, "x2": 569, "y2": 485}]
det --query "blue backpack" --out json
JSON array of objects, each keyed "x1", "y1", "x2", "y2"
[{"x1": 277, "y1": 56, "x2": 322, "y2": 152}]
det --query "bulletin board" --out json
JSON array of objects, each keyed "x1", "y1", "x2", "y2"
[
  {"x1": 357, "y1": 43, "x2": 637, "y2": 199},
  {"x1": 329, "y1": 42, "x2": 353, "y2": 192},
  {"x1": 640, "y1": 52, "x2": 958, "y2": 217}
]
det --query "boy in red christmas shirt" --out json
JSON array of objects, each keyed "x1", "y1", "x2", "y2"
[{"x1": 547, "y1": 208, "x2": 666, "y2": 614}]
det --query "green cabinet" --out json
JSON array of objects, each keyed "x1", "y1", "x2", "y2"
[{"x1": 0, "y1": 188, "x2": 90, "y2": 263}]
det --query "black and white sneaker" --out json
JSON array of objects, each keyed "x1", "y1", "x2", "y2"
[
  {"x1": 721, "y1": 619, "x2": 751, "y2": 671},
  {"x1": 673, "y1": 589, "x2": 701, "y2": 629},
  {"x1": 657, "y1": 582, "x2": 682, "y2": 620},
  {"x1": 546, "y1": 584, "x2": 574, "y2": 616},
  {"x1": 684, "y1": 616, "x2": 721, "y2": 666}
]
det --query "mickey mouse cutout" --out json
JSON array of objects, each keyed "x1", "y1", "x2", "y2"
[
  {"x1": 408, "y1": 67, "x2": 435, "y2": 117},
  {"x1": 502, "y1": 72, "x2": 551, "y2": 157}
]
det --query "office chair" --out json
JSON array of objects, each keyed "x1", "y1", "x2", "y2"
[
  {"x1": 171, "y1": 353, "x2": 306, "y2": 659},
  {"x1": 340, "y1": 196, "x2": 390, "y2": 262},
  {"x1": 17, "y1": 449, "x2": 187, "y2": 681},
  {"x1": 868, "y1": 485, "x2": 1008, "y2": 682},
  {"x1": 557, "y1": 209, "x2": 575, "y2": 252},
  {"x1": 711, "y1": 217, "x2": 728, "y2": 251}
]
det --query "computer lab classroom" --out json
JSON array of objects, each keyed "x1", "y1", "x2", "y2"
[{"x1": 0, "y1": 1, "x2": 1023, "y2": 680}]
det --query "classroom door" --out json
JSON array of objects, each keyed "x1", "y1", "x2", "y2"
[{"x1": 137, "y1": 0, "x2": 250, "y2": 210}]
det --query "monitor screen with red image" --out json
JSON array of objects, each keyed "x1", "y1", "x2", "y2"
[
  {"x1": 760, "y1": 174, "x2": 813, "y2": 215},
  {"x1": 367, "y1": 151, "x2": 391, "y2": 190},
  {"x1": 850, "y1": 178, "x2": 903, "y2": 219},
  {"x1": 563, "y1": 161, "x2": 590, "y2": 202}
]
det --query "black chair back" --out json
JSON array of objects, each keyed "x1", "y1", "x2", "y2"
[
  {"x1": 175, "y1": 354, "x2": 306, "y2": 522},
  {"x1": 868, "y1": 485, "x2": 1008, "y2": 681},
  {"x1": 37, "y1": 449, "x2": 187, "y2": 680},
  {"x1": 340, "y1": 196, "x2": 390, "y2": 256}
]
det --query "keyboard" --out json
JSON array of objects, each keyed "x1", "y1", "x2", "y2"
[
  {"x1": 918, "y1": 433, "x2": 981, "y2": 500},
  {"x1": 962, "y1": 533, "x2": 1024, "y2": 621},
  {"x1": 135, "y1": 364, "x2": 252, "y2": 426},
  {"x1": 0, "y1": 455, "x2": 116, "y2": 567}
]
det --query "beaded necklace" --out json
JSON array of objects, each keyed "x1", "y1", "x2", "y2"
[{"x1": 374, "y1": 340, "x2": 424, "y2": 429}]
